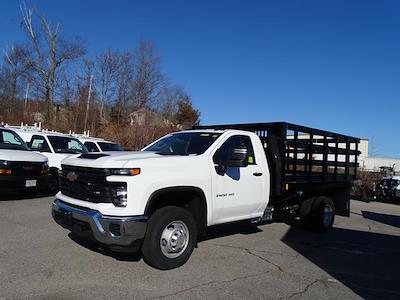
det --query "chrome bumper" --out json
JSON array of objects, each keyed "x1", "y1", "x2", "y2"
[{"x1": 52, "y1": 199, "x2": 147, "y2": 247}]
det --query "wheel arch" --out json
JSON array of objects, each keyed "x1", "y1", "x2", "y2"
[{"x1": 145, "y1": 186, "x2": 208, "y2": 236}]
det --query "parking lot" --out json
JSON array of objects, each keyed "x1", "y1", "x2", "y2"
[{"x1": 0, "y1": 196, "x2": 399, "y2": 300}]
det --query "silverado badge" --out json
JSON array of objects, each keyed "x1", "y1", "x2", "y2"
[{"x1": 66, "y1": 171, "x2": 78, "y2": 182}]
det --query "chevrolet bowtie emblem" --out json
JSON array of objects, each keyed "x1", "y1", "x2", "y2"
[{"x1": 66, "y1": 171, "x2": 78, "y2": 182}]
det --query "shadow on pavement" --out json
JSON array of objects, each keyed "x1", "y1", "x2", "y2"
[
  {"x1": 66, "y1": 213, "x2": 400, "y2": 299},
  {"x1": 199, "y1": 221, "x2": 263, "y2": 242},
  {"x1": 282, "y1": 226, "x2": 400, "y2": 300},
  {"x1": 68, "y1": 232, "x2": 142, "y2": 262},
  {"x1": 0, "y1": 190, "x2": 57, "y2": 201},
  {"x1": 362, "y1": 211, "x2": 400, "y2": 229},
  {"x1": 68, "y1": 221, "x2": 261, "y2": 261}
]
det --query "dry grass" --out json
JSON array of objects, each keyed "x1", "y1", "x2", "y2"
[{"x1": 99, "y1": 124, "x2": 177, "y2": 150}]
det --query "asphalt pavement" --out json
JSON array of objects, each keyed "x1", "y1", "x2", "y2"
[{"x1": 1, "y1": 195, "x2": 399, "y2": 299}]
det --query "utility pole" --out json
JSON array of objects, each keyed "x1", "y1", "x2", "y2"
[{"x1": 84, "y1": 75, "x2": 93, "y2": 132}]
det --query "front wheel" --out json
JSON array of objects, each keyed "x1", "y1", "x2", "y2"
[{"x1": 141, "y1": 206, "x2": 197, "y2": 270}]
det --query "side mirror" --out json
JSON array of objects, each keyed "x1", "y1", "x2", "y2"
[{"x1": 221, "y1": 147, "x2": 249, "y2": 168}]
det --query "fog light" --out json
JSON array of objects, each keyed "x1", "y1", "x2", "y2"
[
  {"x1": 112, "y1": 188, "x2": 128, "y2": 207},
  {"x1": 109, "y1": 222, "x2": 121, "y2": 236}
]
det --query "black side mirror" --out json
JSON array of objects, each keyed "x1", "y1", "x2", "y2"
[{"x1": 221, "y1": 147, "x2": 249, "y2": 168}]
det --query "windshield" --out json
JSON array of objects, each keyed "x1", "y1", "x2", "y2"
[
  {"x1": 0, "y1": 129, "x2": 30, "y2": 151},
  {"x1": 47, "y1": 136, "x2": 88, "y2": 154},
  {"x1": 144, "y1": 132, "x2": 221, "y2": 155},
  {"x1": 98, "y1": 142, "x2": 124, "y2": 151}
]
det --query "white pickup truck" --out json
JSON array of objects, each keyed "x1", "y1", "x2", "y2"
[
  {"x1": 52, "y1": 122, "x2": 359, "y2": 269},
  {"x1": 14, "y1": 130, "x2": 88, "y2": 189},
  {"x1": 0, "y1": 128, "x2": 49, "y2": 193}
]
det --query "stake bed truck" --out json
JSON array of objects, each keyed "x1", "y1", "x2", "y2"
[{"x1": 52, "y1": 122, "x2": 359, "y2": 269}]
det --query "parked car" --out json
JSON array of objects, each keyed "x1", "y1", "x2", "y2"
[
  {"x1": 0, "y1": 128, "x2": 49, "y2": 193},
  {"x1": 15, "y1": 130, "x2": 88, "y2": 188},
  {"x1": 51, "y1": 122, "x2": 359, "y2": 269},
  {"x1": 373, "y1": 176, "x2": 400, "y2": 204},
  {"x1": 78, "y1": 137, "x2": 124, "y2": 153}
]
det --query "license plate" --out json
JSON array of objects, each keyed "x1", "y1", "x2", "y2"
[{"x1": 25, "y1": 180, "x2": 37, "y2": 187}]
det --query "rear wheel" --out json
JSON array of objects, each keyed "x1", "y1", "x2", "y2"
[
  {"x1": 311, "y1": 196, "x2": 335, "y2": 232},
  {"x1": 141, "y1": 206, "x2": 197, "y2": 270},
  {"x1": 301, "y1": 196, "x2": 335, "y2": 232}
]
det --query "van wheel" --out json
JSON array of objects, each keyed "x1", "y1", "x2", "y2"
[
  {"x1": 310, "y1": 196, "x2": 335, "y2": 232},
  {"x1": 141, "y1": 206, "x2": 197, "y2": 270}
]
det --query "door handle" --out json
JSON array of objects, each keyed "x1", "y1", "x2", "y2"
[{"x1": 253, "y1": 172, "x2": 263, "y2": 176}]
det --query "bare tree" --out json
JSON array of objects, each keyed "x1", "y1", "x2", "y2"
[
  {"x1": 95, "y1": 49, "x2": 126, "y2": 122},
  {"x1": 20, "y1": 3, "x2": 86, "y2": 125},
  {"x1": 130, "y1": 40, "x2": 164, "y2": 109},
  {"x1": 2, "y1": 45, "x2": 30, "y2": 103},
  {"x1": 113, "y1": 52, "x2": 133, "y2": 124},
  {"x1": 0, "y1": 4, "x2": 202, "y2": 148},
  {"x1": 158, "y1": 85, "x2": 186, "y2": 122}
]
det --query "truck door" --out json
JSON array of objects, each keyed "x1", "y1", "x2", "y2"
[{"x1": 211, "y1": 135, "x2": 265, "y2": 223}]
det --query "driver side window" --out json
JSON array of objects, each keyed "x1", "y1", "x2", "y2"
[
  {"x1": 213, "y1": 135, "x2": 256, "y2": 165},
  {"x1": 30, "y1": 135, "x2": 51, "y2": 153},
  {"x1": 84, "y1": 141, "x2": 100, "y2": 152}
]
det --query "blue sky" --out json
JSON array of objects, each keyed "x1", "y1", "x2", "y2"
[{"x1": 0, "y1": 0, "x2": 399, "y2": 157}]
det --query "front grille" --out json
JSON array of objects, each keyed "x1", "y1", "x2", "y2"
[
  {"x1": 59, "y1": 165, "x2": 126, "y2": 203},
  {"x1": 8, "y1": 161, "x2": 44, "y2": 176}
]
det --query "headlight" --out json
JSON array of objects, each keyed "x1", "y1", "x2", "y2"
[
  {"x1": 42, "y1": 161, "x2": 49, "y2": 174},
  {"x1": 112, "y1": 187, "x2": 128, "y2": 207},
  {"x1": 0, "y1": 160, "x2": 12, "y2": 174},
  {"x1": 109, "y1": 168, "x2": 140, "y2": 176}
]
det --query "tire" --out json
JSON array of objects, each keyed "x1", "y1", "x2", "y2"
[
  {"x1": 310, "y1": 196, "x2": 335, "y2": 232},
  {"x1": 299, "y1": 197, "x2": 316, "y2": 228},
  {"x1": 141, "y1": 206, "x2": 197, "y2": 270}
]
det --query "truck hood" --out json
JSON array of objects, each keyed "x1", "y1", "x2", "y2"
[
  {"x1": 0, "y1": 149, "x2": 47, "y2": 162},
  {"x1": 61, "y1": 151, "x2": 186, "y2": 168}
]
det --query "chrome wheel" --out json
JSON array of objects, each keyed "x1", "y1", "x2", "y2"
[
  {"x1": 160, "y1": 220, "x2": 189, "y2": 259},
  {"x1": 322, "y1": 205, "x2": 334, "y2": 227}
]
